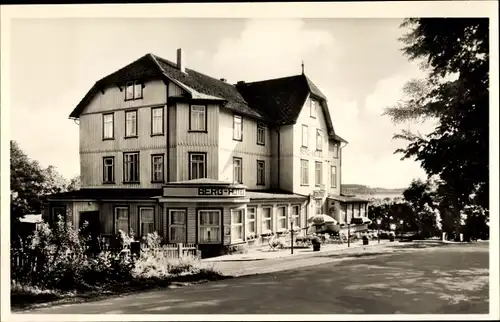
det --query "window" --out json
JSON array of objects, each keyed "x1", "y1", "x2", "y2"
[
  {"x1": 310, "y1": 98, "x2": 317, "y2": 118},
  {"x1": 247, "y1": 207, "x2": 256, "y2": 235},
  {"x1": 151, "y1": 107, "x2": 164, "y2": 135},
  {"x1": 256, "y1": 160, "x2": 265, "y2": 185},
  {"x1": 233, "y1": 115, "x2": 243, "y2": 141},
  {"x1": 262, "y1": 207, "x2": 272, "y2": 232},
  {"x1": 103, "y1": 113, "x2": 114, "y2": 140},
  {"x1": 123, "y1": 152, "x2": 139, "y2": 183},
  {"x1": 231, "y1": 209, "x2": 244, "y2": 241},
  {"x1": 125, "y1": 110, "x2": 138, "y2": 137},
  {"x1": 291, "y1": 205, "x2": 300, "y2": 228},
  {"x1": 316, "y1": 129, "x2": 323, "y2": 151},
  {"x1": 151, "y1": 154, "x2": 164, "y2": 183},
  {"x1": 301, "y1": 125, "x2": 308, "y2": 147},
  {"x1": 125, "y1": 80, "x2": 143, "y2": 100},
  {"x1": 354, "y1": 204, "x2": 360, "y2": 218},
  {"x1": 300, "y1": 159, "x2": 309, "y2": 185},
  {"x1": 139, "y1": 207, "x2": 154, "y2": 237},
  {"x1": 169, "y1": 209, "x2": 187, "y2": 243},
  {"x1": 103, "y1": 157, "x2": 115, "y2": 183},
  {"x1": 333, "y1": 144, "x2": 339, "y2": 158},
  {"x1": 331, "y1": 166, "x2": 337, "y2": 188},
  {"x1": 257, "y1": 123, "x2": 266, "y2": 145},
  {"x1": 115, "y1": 207, "x2": 129, "y2": 234},
  {"x1": 190, "y1": 105, "x2": 206, "y2": 132},
  {"x1": 189, "y1": 153, "x2": 206, "y2": 180},
  {"x1": 51, "y1": 206, "x2": 66, "y2": 224},
  {"x1": 277, "y1": 206, "x2": 287, "y2": 231},
  {"x1": 198, "y1": 209, "x2": 221, "y2": 244},
  {"x1": 315, "y1": 161, "x2": 322, "y2": 186},
  {"x1": 315, "y1": 199, "x2": 323, "y2": 215},
  {"x1": 233, "y1": 157, "x2": 242, "y2": 184}
]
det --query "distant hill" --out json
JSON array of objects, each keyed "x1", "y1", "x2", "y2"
[{"x1": 341, "y1": 184, "x2": 405, "y2": 196}]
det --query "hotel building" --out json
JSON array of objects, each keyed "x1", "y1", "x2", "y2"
[{"x1": 44, "y1": 49, "x2": 369, "y2": 254}]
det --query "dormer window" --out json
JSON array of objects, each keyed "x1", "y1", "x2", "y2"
[
  {"x1": 310, "y1": 98, "x2": 317, "y2": 118},
  {"x1": 125, "y1": 80, "x2": 143, "y2": 101}
]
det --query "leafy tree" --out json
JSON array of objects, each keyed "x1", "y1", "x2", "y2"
[
  {"x1": 10, "y1": 141, "x2": 71, "y2": 241},
  {"x1": 67, "y1": 176, "x2": 81, "y2": 192},
  {"x1": 384, "y1": 18, "x2": 489, "y2": 236}
]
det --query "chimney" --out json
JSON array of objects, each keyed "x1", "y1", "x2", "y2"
[
  {"x1": 220, "y1": 78, "x2": 227, "y2": 82},
  {"x1": 177, "y1": 48, "x2": 186, "y2": 73}
]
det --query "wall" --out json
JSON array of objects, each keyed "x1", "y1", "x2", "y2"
[
  {"x1": 278, "y1": 125, "x2": 295, "y2": 192},
  {"x1": 218, "y1": 109, "x2": 272, "y2": 189},
  {"x1": 173, "y1": 102, "x2": 220, "y2": 181},
  {"x1": 79, "y1": 79, "x2": 168, "y2": 188},
  {"x1": 327, "y1": 140, "x2": 341, "y2": 196},
  {"x1": 292, "y1": 94, "x2": 331, "y2": 197}
]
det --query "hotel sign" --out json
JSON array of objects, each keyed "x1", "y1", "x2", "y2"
[{"x1": 198, "y1": 187, "x2": 245, "y2": 197}]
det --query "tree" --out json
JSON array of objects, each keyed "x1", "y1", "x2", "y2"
[
  {"x1": 67, "y1": 176, "x2": 81, "y2": 192},
  {"x1": 10, "y1": 141, "x2": 70, "y2": 223},
  {"x1": 384, "y1": 18, "x2": 489, "y2": 236}
]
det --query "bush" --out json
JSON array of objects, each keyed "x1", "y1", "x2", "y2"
[{"x1": 222, "y1": 244, "x2": 248, "y2": 255}]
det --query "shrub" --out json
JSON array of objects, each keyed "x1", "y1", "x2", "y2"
[{"x1": 222, "y1": 244, "x2": 248, "y2": 255}]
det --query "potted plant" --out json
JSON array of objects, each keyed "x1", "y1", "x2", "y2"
[{"x1": 310, "y1": 235, "x2": 321, "y2": 251}]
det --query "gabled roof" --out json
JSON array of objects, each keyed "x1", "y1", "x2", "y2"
[
  {"x1": 69, "y1": 52, "x2": 345, "y2": 143},
  {"x1": 236, "y1": 74, "x2": 338, "y2": 139},
  {"x1": 69, "y1": 53, "x2": 263, "y2": 120}
]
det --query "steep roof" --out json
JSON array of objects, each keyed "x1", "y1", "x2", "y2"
[
  {"x1": 69, "y1": 52, "x2": 344, "y2": 142},
  {"x1": 69, "y1": 53, "x2": 263, "y2": 120},
  {"x1": 236, "y1": 74, "x2": 337, "y2": 138}
]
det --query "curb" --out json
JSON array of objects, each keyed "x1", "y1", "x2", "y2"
[{"x1": 205, "y1": 241, "x2": 392, "y2": 263}]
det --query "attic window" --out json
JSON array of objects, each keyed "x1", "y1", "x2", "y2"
[
  {"x1": 310, "y1": 98, "x2": 317, "y2": 118},
  {"x1": 125, "y1": 81, "x2": 143, "y2": 101}
]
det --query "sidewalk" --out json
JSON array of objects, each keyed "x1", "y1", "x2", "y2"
[{"x1": 203, "y1": 240, "x2": 395, "y2": 277}]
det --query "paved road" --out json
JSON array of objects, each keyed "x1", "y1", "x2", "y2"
[{"x1": 23, "y1": 243, "x2": 489, "y2": 314}]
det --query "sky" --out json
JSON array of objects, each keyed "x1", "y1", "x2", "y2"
[{"x1": 9, "y1": 17, "x2": 436, "y2": 189}]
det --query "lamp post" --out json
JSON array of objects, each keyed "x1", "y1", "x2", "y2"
[
  {"x1": 376, "y1": 218, "x2": 382, "y2": 244},
  {"x1": 347, "y1": 221, "x2": 351, "y2": 247},
  {"x1": 290, "y1": 216, "x2": 294, "y2": 255}
]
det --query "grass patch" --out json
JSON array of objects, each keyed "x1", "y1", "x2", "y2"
[{"x1": 11, "y1": 267, "x2": 227, "y2": 311}]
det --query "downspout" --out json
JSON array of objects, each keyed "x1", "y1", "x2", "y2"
[
  {"x1": 166, "y1": 82, "x2": 170, "y2": 182},
  {"x1": 275, "y1": 126, "x2": 280, "y2": 190}
]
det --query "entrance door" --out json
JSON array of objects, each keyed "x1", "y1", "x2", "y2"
[{"x1": 79, "y1": 211, "x2": 100, "y2": 251}]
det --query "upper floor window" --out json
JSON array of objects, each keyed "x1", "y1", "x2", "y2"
[
  {"x1": 233, "y1": 157, "x2": 243, "y2": 184},
  {"x1": 125, "y1": 110, "x2": 138, "y2": 138},
  {"x1": 123, "y1": 152, "x2": 139, "y2": 183},
  {"x1": 257, "y1": 123, "x2": 266, "y2": 145},
  {"x1": 151, "y1": 154, "x2": 164, "y2": 183},
  {"x1": 189, "y1": 153, "x2": 206, "y2": 180},
  {"x1": 256, "y1": 160, "x2": 265, "y2": 186},
  {"x1": 125, "y1": 80, "x2": 143, "y2": 101},
  {"x1": 300, "y1": 159, "x2": 309, "y2": 186},
  {"x1": 310, "y1": 98, "x2": 317, "y2": 118},
  {"x1": 190, "y1": 105, "x2": 206, "y2": 132},
  {"x1": 233, "y1": 115, "x2": 243, "y2": 141},
  {"x1": 103, "y1": 156, "x2": 115, "y2": 184},
  {"x1": 102, "y1": 113, "x2": 114, "y2": 140},
  {"x1": 331, "y1": 165, "x2": 337, "y2": 188},
  {"x1": 316, "y1": 129, "x2": 323, "y2": 151},
  {"x1": 333, "y1": 143, "x2": 339, "y2": 158},
  {"x1": 151, "y1": 107, "x2": 164, "y2": 135},
  {"x1": 315, "y1": 161, "x2": 323, "y2": 186},
  {"x1": 301, "y1": 125, "x2": 308, "y2": 147}
]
